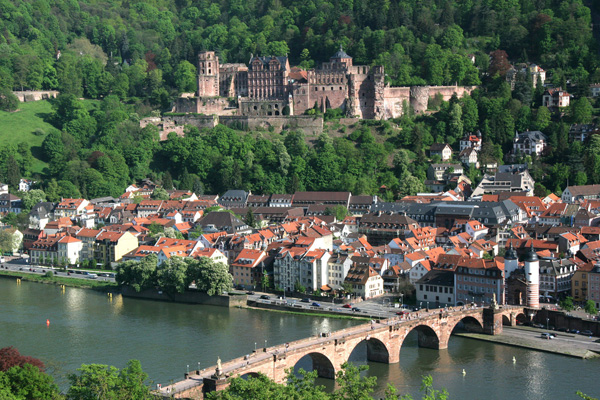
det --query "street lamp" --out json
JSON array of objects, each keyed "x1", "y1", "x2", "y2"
[
  {"x1": 420, "y1": 302, "x2": 422, "y2": 309},
  {"x1": 254, "y1": 342, "x2": 257, "y2": 351},
  {"x1": 546, "y1": 318, "x2": 549, "y2": 330},
  {"x1": 187, "y1": 365, "x2": 189, "y2": 374},
  {"x1": 264, "y1": 339, "x2": 267, "y2": 349},
  {"x1": 198, "y1": 362, "x2": 201, "y2": 373}
]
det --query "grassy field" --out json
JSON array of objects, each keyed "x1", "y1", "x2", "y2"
[{"x1": 0, "y1": 100, "x2": 56, "y2": 174}]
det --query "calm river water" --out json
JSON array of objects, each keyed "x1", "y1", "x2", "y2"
[{"x1": 0, "y1": 278, "x2": 598, "y2": 399}]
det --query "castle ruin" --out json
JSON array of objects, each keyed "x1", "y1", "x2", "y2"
[{"x1": 173, "y1": 47, "x2": 475, "y2": 120}]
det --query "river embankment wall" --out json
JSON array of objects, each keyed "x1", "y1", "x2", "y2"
[{"x1": 121, "y1": 286, "x2": 247, "y2": 307}]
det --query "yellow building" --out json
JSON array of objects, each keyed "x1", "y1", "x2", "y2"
[
  {"x1": 571, "y1": 263, "x2": 594, "y2": 302},
  {"x1": 94, "y1": 231, "x2": 139, "y2": 267}
]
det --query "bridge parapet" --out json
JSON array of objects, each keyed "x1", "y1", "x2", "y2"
[{"x1": 159, "y1": 307, "x2": 527, "y2": 399}]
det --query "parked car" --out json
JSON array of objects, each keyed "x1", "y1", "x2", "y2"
[
  {"x1": 568, "y1": 329, "x2": 580, "y2": 334},
  {"x1": 580, "y1": 330, "x2": 593, "y2": 336},
  {"x1": 246, "y1": 291, "x2": 255, "y2": 295},
  {"x1": 300, "y1": 298, "x2": 310, "y2": 303},
  {"x1": 540, "y1": 333, "x2": 553, "y2": 339},
  {"x1": 351, "y1": 307, "x2": 361, "y2": 312},
  {"x1": 312, "y1": 302, "x2": 321, "y2": 307},
  {"x1": 342, "y1": 304, "x2": 352, "y2": 308},
  {"x1": 532, "y1": 323, "x2": 544, "y2": 329},
  {"x1": 396, "y1": 311, "x2": 409, "y2": 316},
  {"x1": 260, "y1": 295, "x2": 270, "y2": 300},
  {"x1": 556, "y1": 327, "x2": 568, "y2": 332}
]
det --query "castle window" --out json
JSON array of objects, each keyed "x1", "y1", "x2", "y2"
[
  {"x1": 331, "y1": 87, "x2": 334, "y2": 91},
  {"x1": 315, "y1": 87, "x2": 318, "y2": 91},
  {"x1": 339, "y1": 87, "x2": 342, "y2": 90}
]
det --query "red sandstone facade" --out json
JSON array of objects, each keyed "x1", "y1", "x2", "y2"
[{"x1": 178, "y1": 48, "x2": 475, "y2": 120}]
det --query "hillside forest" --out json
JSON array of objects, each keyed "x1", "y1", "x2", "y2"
[{"x1": 0, "y1": 0, "x2": 600, "y2": 200}]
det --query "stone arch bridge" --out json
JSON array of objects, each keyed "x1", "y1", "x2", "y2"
[{"x1": 161, "y1": 306, "x2": 528, "y2": 399}]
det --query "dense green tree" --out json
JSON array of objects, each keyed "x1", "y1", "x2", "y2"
[
  {"x1": 187, "y1": 257, "x2": 233, "y2": 296},
  {"x1": 0, "y1": 89, "x2": 19, "y2": 112},
  {"x1": 0, "y1": 364, "x2": 60, "y2": 400},
  {"x1": 151, "y1": 187, "x2": 170, "y2": 200},
  {"x1": 156, "y1": 257, "x2": 189, "y2": 294},
  {"x1": 559, "y1": 296, "x2": 575, "y2": 312},
  {"x1": 584, "y1": 300, "x2": 598, "y2": 315},
  {"x1": 173, "y1": 60, "x2": 197, "y2": 93},
  {"x1": 0, "y1": 228, "x2": 19, "y2": 254},
  {"x1": 116, "y1": 255, "x2": 158, "y2": 292},
  {"x1": 19, "y1": 190, "x2": 46, "y2": 212},
  {"x1": 66, "y1": 360, "x2": 151, "y2": 400},
  {"x1": 569, "y1": 98, "x2": 593, "y2": 125}
]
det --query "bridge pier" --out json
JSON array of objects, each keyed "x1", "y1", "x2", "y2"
[
  {"x1": 366, "y1": 339, "x2": 396, "y2": 363},
  {"x1": 482, "y1": 308, "x2": 504, "y2": 335},
  {"x1": 418, "y1": 331, "x2": 445, "y2": 350}
]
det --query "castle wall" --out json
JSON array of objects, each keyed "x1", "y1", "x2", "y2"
[
  {"x1": 428, "y1": 85, "x2": 476, "y2": 102},
  {"x1": 180, "y1": 50, "x2": 478, "y2": 120},
  {"x1": 382, "y1": 87, "x2": 411, "y2": 119},
  {"x1": 166, "y1": 114, "x2": 218, "y2": 131},
  {"x1": 410, "y1": 86, "x2": 430, "y2": 114},
  {"x1": 347, "y1": 66, "x2": 379, "y2": 119},
  {"x1": 151, "y1": 115, "x2": 323, "y2": 136},
  {"x1": 220, "y1": 115, "x2": 323, "y2": 134},
  {"x1": 13, "y1": 90, "x2": 59, "y2": 102},
  {"x1": 172, "y1": 97, "x2": 238, "y2": 116},
  {"x1": 219, "y1": 64, "x2": 248, "y2": 98},
  {"x1": 291, "y1": 84, "x2": 311, "y2": 115},
  {"x1": 239, "y1": 99, "x2": 288, "y2": 116}
]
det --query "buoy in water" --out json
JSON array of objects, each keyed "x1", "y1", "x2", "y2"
[
  {"x1": 512, "y1": 356, "x2": 516, "y2": 363},
  {"x1": 46, "y1": 319, "x2": 50, "y2": 326},
  {"x1": 462, "y1": 369, "x2": 466, "y2": 376}
]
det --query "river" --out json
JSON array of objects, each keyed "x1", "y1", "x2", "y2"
[{"x1": 1, "y1": 279, "x2": 598, "y2": 399}]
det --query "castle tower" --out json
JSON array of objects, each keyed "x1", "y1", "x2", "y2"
[
  {"x1": 524, "y1": 243, "x2": 540, "y2": 308},
  {"x1": 330, "y1": 45, "x2": 353, "y2": 69},
  {"x1": 197, "y1": 51, "x2": 219, "y2": 97},
  {"x1": 504, "y1": 241, "x2": 519, "y2": 277}
]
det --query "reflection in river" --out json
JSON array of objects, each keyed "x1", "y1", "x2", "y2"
[{"x1": 0, "y1": 279, "x2": 598, "y2": 399}]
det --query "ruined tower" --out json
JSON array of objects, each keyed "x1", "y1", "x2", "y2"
[{"x1": 197, "y1": 51, "x2": 220, "y2": 97}]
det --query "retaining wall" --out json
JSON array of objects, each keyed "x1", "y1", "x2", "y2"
[{"x1": 121, "y1": 286, "x2": 247, "y2": 307}]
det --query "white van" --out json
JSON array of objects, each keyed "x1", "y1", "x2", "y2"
[
  {"x1": 88, "y1": 273, "x2": 98, "y2": 279},
  {"x1": 0, "y1": 257, "x2": 5, "y2": 263}
]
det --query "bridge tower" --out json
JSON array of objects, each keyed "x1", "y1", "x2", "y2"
[
  {"x1": 524, "y1": 243, "x2": 540, "y2": 308},
  {"x1": 504, "y1": 242, "x2": 519, "y2": 277}
]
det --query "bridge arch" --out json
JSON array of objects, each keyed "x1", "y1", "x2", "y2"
[
  {"x1": 515, "y1": 312, "x2": 527, "y2": 324},
  {"x1": 400, "y1": 323, "x2": 441, "y2": 350},
  {"x1": 289, "y1": 351, "x2": 336, "y2": 379},
  {"x1": 347, "y1": 337, "x2": 391, "y2": 364},
  {"x1": 449, "y1": 315, "x2": 484, "y2": 334},
  {"x1": 239, "y1": 371, "x2": 261, "y2": 380},
  {"x1": 502, "y1": 315, "x2": 511, "y2": 326}
]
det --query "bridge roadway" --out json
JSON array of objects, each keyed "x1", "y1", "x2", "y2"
[{"x1": 158, "y1": 305, "x2": 527, "y2": 399}]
